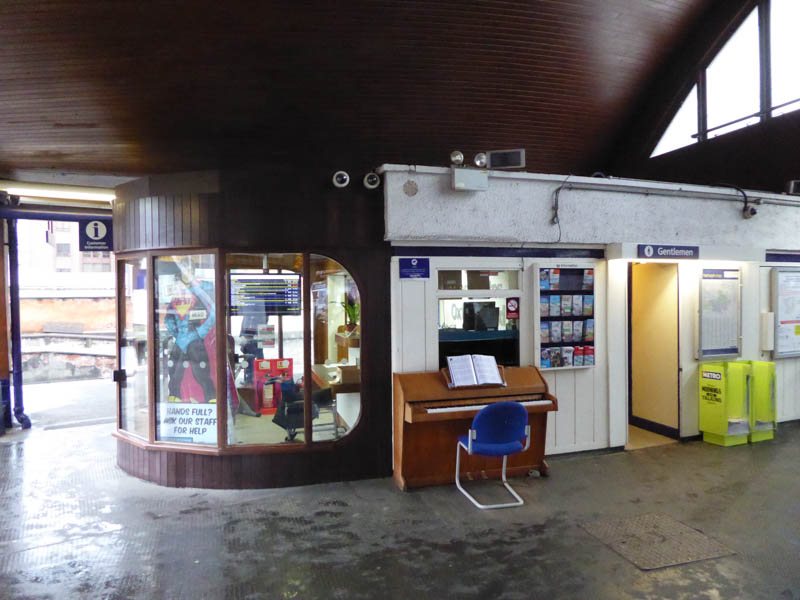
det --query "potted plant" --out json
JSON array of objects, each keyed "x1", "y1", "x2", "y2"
[{"x1": 341, "y1": 293, "x2": 360, "y2": 334}]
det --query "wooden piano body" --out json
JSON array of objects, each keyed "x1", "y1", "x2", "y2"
[{"x1": 392, "y1": 366, "x2": 558, "y2": 490}]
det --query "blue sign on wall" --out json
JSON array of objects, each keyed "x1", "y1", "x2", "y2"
[
  {"x1": 78, "y1": 219, "x2": 113, "y2": 252},
  {"x1": 637, "y1": 244, "x2": 698, "y2": 259},
  {"x1": 399, "y1": 258, "x2": 430, "y2": 279}
]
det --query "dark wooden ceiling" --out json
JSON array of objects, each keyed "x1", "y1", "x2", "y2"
[{"x1": 0, "y1": 0, "x2": 739, "y2": 179}]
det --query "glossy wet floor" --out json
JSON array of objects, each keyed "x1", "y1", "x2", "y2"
[
  {"x1": 1, "y1": 420, "x2": 799, "y2": 599},
  {"x1": 625, "y1": 425, "x2": 679, "y2": 450}
]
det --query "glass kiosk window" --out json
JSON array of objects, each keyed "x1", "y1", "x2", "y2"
[
  {"x1": 226, "y1": 253, "x2": 361, "y2": 446},
  {"x1": 438, "y1": 297, "x2": 519, "y2": 369}
]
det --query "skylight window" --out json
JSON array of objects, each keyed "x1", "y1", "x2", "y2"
[
  {"x1": 770, "y1": 0, "x2": 800, "y2": 116},
  {"x1": 705, "y1": 9, "x2": 759, "y2": 138},
  {"x1": 651, "y1": 85, "x2": 698, "y2": 157},
  {"x1": 650, "y1": 0, "x2": 799, "y2": 157}
]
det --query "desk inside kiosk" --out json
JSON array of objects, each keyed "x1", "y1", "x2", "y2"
[{"x1": 438, "y1": 298, "x2": 519, "y2": 368}]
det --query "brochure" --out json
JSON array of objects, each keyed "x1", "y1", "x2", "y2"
[
  {"x1": 540, "y1": 322, "x2": 550, "y2": 344},
  {"x1": 584, "y1": 346, "x2": 595, "y2": 365},
  {"x1": 539, "y1": 269, "x2": 550, "y2": 290},
  {"x1": 550, "y1": 347, "x2": 562, "y2": 367},
  {"x1": 562, "y1": 346, "x2": 574, "y2": 367},
  {"x1": 582, "y1": 269, "x2": 594, "y2": 290},
  {"x1": 572, "y1": 295, "x2": 582, "y2": 316},
  {"x1": 540, "y1": 296, "x2": 550, "y2": 316},
  {"x1": 550, "y1": 269, "x2": 560, "y2": 290},
  {"x1": 561, "y1": 295, "x2": 572, "y2": 316},
  {"x1": 562, "y1": 320, "x2": 573, "y2": 343},
  {"x1": 550, "y1": 321, "x2": 562, "y2": 343},
  {"x1": 583, "y1": 295, "x2": 594, "y2": 316},
  {"x1": 573, "y1": 320, "x2": 583, "y2": 342},
  {"x1": 574, "y1": 346, "x2": 584, "y2": 366},
  {"x1": 541, "y1": 348, "x2": 551, "y2": 369},
  {"x1": 550, "y1": 295, "x2": 561, "y2": 316},
  {"x1": 585, "y1": 319, "x2": 594, "y2": 342}
]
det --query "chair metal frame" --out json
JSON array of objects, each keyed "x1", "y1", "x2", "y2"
[{"x1": 455, "y1": 407, "x2": 531, "y2": 510}]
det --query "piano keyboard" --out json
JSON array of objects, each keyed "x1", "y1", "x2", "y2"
[{"x1": 426, "y1": 399, "x2": 553, "y2": 414}]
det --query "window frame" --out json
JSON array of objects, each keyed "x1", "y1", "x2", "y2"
[{"x1": 651, "y1": 0, "x2": 800, "y2": 157}]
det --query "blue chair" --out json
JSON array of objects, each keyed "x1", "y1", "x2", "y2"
[{"x1": 455, "y1": 401, "x2": 531, "y2": 510}]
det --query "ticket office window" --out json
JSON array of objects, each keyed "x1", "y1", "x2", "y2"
[
  {"x1": 437, "y1": 268, "x2": 521, "y2": 369},
  {"x1": 226, "y1": 253, "x2": 361, "y2": 446}
]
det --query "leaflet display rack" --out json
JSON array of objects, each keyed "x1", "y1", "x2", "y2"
[{"x1": 538, "y1": 267, "x2": 595, "y2": 369}]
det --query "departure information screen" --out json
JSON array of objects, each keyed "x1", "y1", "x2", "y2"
[{"x1": 229, "y1": 273, "x2": 301, "y2": 316}]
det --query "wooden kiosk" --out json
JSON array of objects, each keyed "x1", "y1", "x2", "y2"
[{"x1": 392, "y1": 366, "x2": 557, "y2": 490}]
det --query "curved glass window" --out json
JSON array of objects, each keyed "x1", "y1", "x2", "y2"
[{"x1": 226, "y1": 253, "x2": 361, "y2": 445}]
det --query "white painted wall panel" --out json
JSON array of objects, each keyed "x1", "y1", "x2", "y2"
[
  {"x1": 383, "y1": 167, "x2": 800, "y2": 252},
  {"x1": 760, "y1": 264, "x2": 800, "y2": 422}
]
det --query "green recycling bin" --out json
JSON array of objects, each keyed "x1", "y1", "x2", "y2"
[
  {"x1": 698, "y1": 361, "x2": 751, "y2": 446},
  {"x1": 742, "y1": 360, "x2": 776, "y2": 443}
]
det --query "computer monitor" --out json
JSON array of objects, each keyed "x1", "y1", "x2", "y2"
[
  {"x1": 463, "y1": 301, "x2": 499, "y2": 331},
  {"x1": 230, "y1": 273, "x2": 301, "y2": 316}
]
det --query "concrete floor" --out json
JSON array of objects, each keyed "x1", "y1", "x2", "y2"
[{"x1": 1, "y1": 409, "x2": 799, "y2": 599}]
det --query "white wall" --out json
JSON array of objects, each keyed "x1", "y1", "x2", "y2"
[
  {"x1": 759, "y1": 264, "x2": 800, "y2": 422},
  {"x1": 391, "y1": 255, "x2": 611, "y2": 455},
  {"x1": 385, "y1": 166, "x2": 800, "y2": 456},
  {"x1": 382, "y1": 166, "x2": 800, "y2": 251}
]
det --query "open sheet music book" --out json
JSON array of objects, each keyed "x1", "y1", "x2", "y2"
[{"x1": 446, "y1": 354, "x2": 505, "y2": 388}]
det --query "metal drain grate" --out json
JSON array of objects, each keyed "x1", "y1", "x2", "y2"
[{"x1": 580, "y1": 513, "x2": 734, "y2": 570}]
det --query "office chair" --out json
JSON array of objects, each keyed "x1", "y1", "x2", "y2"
[
  {"x1": 455, "y1": 401, "x2": 531, "y2": 510},
  {"x1": 272, "y1": 379, "x2": 321, "y2": 441}
]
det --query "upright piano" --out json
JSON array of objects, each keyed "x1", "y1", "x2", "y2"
[{"x1": 392, "y1": 366, "x2": 558, "y2": 490}]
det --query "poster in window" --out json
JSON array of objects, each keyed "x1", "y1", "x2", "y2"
[
  {"x1": 699, "y1": 269, "x2": 740, "y2": 358},
  {"x1": 772, "y1": 267, "x2": 800, "y2": 358}
]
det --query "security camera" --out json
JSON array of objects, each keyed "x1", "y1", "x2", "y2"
[
  {"x1": 332, "y1": 171, "x2": 350, "y2": 188},
  {"x1": 363, "y1": 172, "x2": 380, "y2": 190},
  {"x1": 743, "y1": 205, "x2": 757, "y2": 219}
]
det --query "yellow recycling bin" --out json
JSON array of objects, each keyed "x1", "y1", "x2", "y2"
[
  {"x1": 698, "y1": 362, "x2": 751, "y2": 446},
  {"x1": 743, "y1": 360, "x2": 776, "y2": 443}
]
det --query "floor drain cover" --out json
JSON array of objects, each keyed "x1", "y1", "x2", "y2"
[{"x1": 580, "y1": 513, "x2": 734, "y2": 570}]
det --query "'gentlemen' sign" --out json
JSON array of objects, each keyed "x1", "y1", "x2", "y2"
[{"x1": 637, "y1": 244, "x2": 698, "y2": 259}]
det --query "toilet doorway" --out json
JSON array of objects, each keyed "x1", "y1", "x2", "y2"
[{"x1": 627, "y1": 262, "x2": 680, "y2": 449}]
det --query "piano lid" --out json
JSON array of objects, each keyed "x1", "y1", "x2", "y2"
[{"x1": 394, "y1": 366, "x2": 548, "y2": 404}]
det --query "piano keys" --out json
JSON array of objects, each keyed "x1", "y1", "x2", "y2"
[{"x1": 393, "y1": 366, "x2": 558, "y2": 490}]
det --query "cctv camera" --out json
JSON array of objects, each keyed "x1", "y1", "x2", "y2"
[
  {"x1": 332, "y1": 171, "x2": 350, "y2": 188},
  {"x1": 363, "y1": 172, "x2": 380, "y2": 190},
  {"x1": 743, "y1": 205, "x2": 757, "y2": 219}
]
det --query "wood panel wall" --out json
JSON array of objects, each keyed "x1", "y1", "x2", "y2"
[{"x1": 114, "y1": 166, "x2": 392, "y2": 488}]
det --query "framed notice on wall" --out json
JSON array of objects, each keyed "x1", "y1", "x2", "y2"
[
  {"x1": 698, "y1": 269, "x2": 741, "y2": 359},
  {"x1": 772, "y1": 267, "x2": 800, "y2": 358}
]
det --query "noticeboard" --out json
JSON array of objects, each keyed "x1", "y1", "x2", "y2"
[
  {"x1": 698, "y1": 268, "x2": 741, "y2": 359},
  {"x1": 772, "y1": 267, "x2": 800, "y2": 358}
]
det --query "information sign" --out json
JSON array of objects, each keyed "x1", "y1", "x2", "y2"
[
  {"x1": 772, "y1": 267, "x2": 800, "y2": 358},
  {"x1": 399, "y1": 258, "x2": 430, "y2": 279},
  {"x1": 158, "y1": 403, "x2": 217, "y2": 444},
  {"x1": 230, "y1": 274, "x2": 301, "y2": 316},
  {"x1": 637, "y1": 244, "x2": 698, "y2": 259},
  {"x1": 78, "y1": 218, "x2": 113, "y2": 251}
]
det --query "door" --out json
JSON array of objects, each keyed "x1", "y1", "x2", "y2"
[
  {"x1": 630, "y1": 262, "x2": 679, "y2": 437},
  {"x1": 117, "y1": 257, "x2": 150, "y2": 439}
]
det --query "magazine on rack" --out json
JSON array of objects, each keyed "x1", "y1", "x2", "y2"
[{"x1": 446, "y1": 354, "x2": 505, "y2": 388}]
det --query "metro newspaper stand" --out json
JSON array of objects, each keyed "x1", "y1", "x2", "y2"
[{"x1": 698, "y1": 361, "x2": 776, "y2": 446}]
